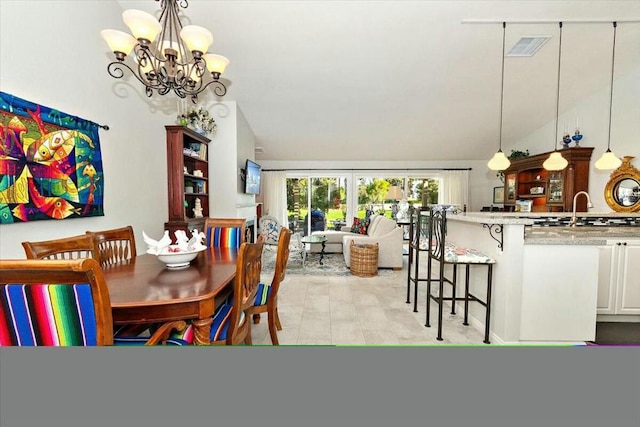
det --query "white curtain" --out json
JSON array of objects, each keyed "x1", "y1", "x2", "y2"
[
  {"x1": 439, "y1": 170, "x2": 469, "y2": 210},
  {"x1": 261, "y1": 171, "x2": 288, "y2": 225}
]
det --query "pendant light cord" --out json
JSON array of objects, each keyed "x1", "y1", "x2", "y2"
[
  {"x1": 498, "y1": 22, "x2": 506, "y2": 152},
  {"x1": 606, "y1": 22, "x2": 617, "y2": 152},
  {"x1": 553, "y1": 22, "x2": 563, "y2": 152}
]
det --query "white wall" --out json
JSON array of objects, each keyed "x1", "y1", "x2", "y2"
[
  {"x1": 0, "y1": 1, "x2": 241, "y2": 258},
  {"x1": 0, "y1": 0, "x2": 167, "y2": 258},
  {"x1": 236, "y1": 105, "x2": 259, "y2": 221},
  {"x1": 507, "y1": 69, "x2": 640, "y2": 211}
]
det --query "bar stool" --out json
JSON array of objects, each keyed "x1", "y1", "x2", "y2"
[
  {"x1": 406, "y1": 207, "x2": 431, "y2": 312},
  {"x1": 425, "y1": 206, "x2": 495, "y2": 344}
]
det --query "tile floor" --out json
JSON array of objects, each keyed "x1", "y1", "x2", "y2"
[{"x1": 251, "y1": 256, "x2": 487, "y2": 345}]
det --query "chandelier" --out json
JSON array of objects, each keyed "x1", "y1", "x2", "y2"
[{"x1": 101, "y1": 0, "x2": 229, "y2": 102}]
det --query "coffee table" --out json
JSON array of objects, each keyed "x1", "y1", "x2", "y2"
[{"x1": 300, "y1": 235, "x2": 328, "y2": 266}]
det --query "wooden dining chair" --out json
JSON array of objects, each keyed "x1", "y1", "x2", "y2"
[
  {"x1": 247, "y1": 227, "x2": 291, "y2": 345},
  {"x1": 86, "y1": 225, "x2": 137, "y2": 267},
  {"x1": 167, "y1": 240, "x2": 264, "y2": 345},
  {"x1": 0, "y1": 258, "x2": 186, "y2": 346},
  {"x1": 203, "y1": 217, "x2": 246, "y2": 248},
  {"x1": 22, "y1": 234, "x2": 97, "y2": 261}
]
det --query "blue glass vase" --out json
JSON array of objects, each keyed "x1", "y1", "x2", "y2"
[{"x1": 572, "y1": 130, "x2": 583, "y2": 147}]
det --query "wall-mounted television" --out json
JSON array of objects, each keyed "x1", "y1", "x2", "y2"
[{"x1": 243, "y1": 159, "x2": 261, "y2": 195}]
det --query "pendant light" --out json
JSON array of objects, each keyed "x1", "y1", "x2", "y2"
[
  {"x1": 488, "y1": 22, "x2": 511, "y2": 171},
  {"x1": 543, "y1": 22, "x2": 569, "y2": 171},
  {"x1": 595, "y1": 22, "x2": 623, "y2": 170}
]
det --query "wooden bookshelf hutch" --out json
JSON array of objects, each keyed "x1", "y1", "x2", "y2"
[
  {"x1": 502, "y1": 147, "x2": 593, "y2": 212},
  {"x1": 164, "y1": 125, "x2": 211, "y2": 239}
]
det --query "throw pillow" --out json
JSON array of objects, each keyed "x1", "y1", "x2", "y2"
[{"x1": 350, "y1": 217, "x2": 370, "y2": 235}]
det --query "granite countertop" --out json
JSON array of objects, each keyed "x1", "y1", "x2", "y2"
[
  {"x1": 524, "y1": 226, "x2": 640, "y2": 245},
  {"x1": 447, "y1": 212, "x2": 640, "y2": 245},
  {"x1": 449, "y1": 211, "x2": 640, "y2": 226},
  {"x1": 448, "y1": 212, "x2": 534, "y2": 225}
]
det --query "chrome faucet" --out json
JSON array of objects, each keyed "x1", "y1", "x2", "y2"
[{"x1": 570, "y1": 191, "x2": 593, "y2": 227}]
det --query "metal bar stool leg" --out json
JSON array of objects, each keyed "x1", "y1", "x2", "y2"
[
  {"x1": 484, "y1": 264, "x2": 494, "y2": 344},
  {"x1": 413, "y1": 247, "x2": 420, "y2": 312},
  {"x1": 425, "y1": 255, "x2": 432, "y2": 327},
  {"x1": 463, "y1": 264, "x2": 470, "y2": 326},
  {"x1": 451, "y1": 264, "x2": 457, "y2": 314},
  {"x1": 406, "y1": 245, "x2": 413, "y2": 304},
  {"x1": 436, "y1": 263, "x2": 445, "y2": 341}
]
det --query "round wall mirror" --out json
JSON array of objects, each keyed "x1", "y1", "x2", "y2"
[{"x1": 604, "y1": 156, "x2": 640, "y2": 213}]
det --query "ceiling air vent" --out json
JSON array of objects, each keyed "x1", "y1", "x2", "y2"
[
  {"x1": 507, "y1": 36, "x2": 551, "y2": 57},
  {"x1": 255, "y1": 146, "x2": 264, "y2": 154}
]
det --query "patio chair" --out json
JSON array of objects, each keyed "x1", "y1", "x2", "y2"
[
  {"x1": 259, "y1": 215, "x2": 304, "y2": 259},
  {"x1": 0, "y1": 258, "x2": 186, "y2": 346},
  {"x1": 247, "y1": 227, "x2": 292, "y2": 345},
  {"x1": 258, "y1": 215, "x2": 283, "y2": 246},
  {"x1": 86, "y1": 225, "x2": 137, "y2": 267}
]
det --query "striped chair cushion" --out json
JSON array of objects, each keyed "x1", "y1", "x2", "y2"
[
  {"x1": 206, "y1": 227, "x2": 243, "y2": 248},
  {"x1": 165, "y1": 303, "x2": 245, "y2": 345},
  {"x1": 253, "y1": 282, "x2": 271, "y2": 306},
  {"x1": 0, "y1": 284, "x2": 97, "y2": 346}
]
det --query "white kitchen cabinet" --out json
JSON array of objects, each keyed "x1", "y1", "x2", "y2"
[{"x1": 597, "y1": 240, "x2": 640, "y2": 316}]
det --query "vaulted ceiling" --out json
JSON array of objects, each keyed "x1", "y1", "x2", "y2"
[{"x1": 115, "y1": 1, "x2": 640, "y2": 162}]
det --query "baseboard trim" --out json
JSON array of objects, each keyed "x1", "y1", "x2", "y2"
[{"x1": 597, "y1": 315, "x2": 640, "y2": 323}]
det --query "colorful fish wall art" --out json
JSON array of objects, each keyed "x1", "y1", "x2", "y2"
[{"x1": 0, "y1": 92, "x2": 105, "y2": 223}]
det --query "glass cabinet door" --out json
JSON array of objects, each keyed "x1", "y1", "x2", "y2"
[
  {"x1": 547, "y1": 171, "x2": 564, "y2": 203},
  {"x1": 505, "y1": 173, "x2": 517, "y2": 202}
]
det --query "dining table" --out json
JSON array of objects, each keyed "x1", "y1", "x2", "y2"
[{"x1": 103, "y1": 247, "x2": 238, "y2": 345}]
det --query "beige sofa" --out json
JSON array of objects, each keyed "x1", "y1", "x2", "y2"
[{"x1": 311, "y1": 215, "x2": 404, "y2": 269}]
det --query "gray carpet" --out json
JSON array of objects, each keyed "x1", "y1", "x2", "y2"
[{"x1": 261, "y1": 250, "x2": 394, "y2": 276}]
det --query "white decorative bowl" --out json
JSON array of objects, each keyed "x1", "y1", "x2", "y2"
[{"x1": 153, "y1": 246, "x2": 206, "y2": 269}]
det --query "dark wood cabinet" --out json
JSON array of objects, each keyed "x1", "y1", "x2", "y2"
[
  {"x1": 503, "y1": 147, "x2": 593, "y2": 212},
  {"x1": 164, "y1": 125, "x2": 211, "y2": 239}
]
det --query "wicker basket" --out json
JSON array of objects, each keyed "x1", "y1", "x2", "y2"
[{"x1": 349, "y1": 241, "x2": 379, "y2": 277}]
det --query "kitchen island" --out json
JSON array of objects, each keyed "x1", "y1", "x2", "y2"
[{"x1": 441, "y1": 212, "x2": 640, "y2": 344}]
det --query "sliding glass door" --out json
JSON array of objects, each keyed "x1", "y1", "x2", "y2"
[
  {"x1": 286, "y1": 176, "x2": 348, "y2": 236},
  {"x1": 355, "y1": 176, "x2": 440, "y2": 219},
  {"x1": 286, "y1": 172, "x2": 441, "y2": 235}
]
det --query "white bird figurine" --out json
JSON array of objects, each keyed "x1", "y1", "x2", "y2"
[
  {"x1": 174, "y1": 230, "x2": 190, "y2": 252},
  {"x1": 186, "y1": 229, "x2": 206, "y2": 251},
  {"x1": 143, "y1": 230, "x2": 172, "y2": 255}
]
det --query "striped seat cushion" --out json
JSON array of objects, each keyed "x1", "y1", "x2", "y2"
[
  {"x1": 165, "y1": 304, "x2": 245, "y2": 345},
  {"x1": 206, "y1": 227, "x2": 243, "y2": 248},
  {"x1": 0, "y1": 284, "x2": 98, "y2": 346},
  {"x1": 253, "y1": 282, "x2": 271, "y2": 306}
]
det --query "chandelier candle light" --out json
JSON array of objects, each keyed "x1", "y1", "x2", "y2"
[
  {"x1": 488, "y1": 22, "x2": 512, "y2": 171},
  {"x1": 101, "y1": 0, "x2": 230, "y2": 101},
  {"x1": 595, "y1": 22, "x2": 623, "y2": 170}
]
